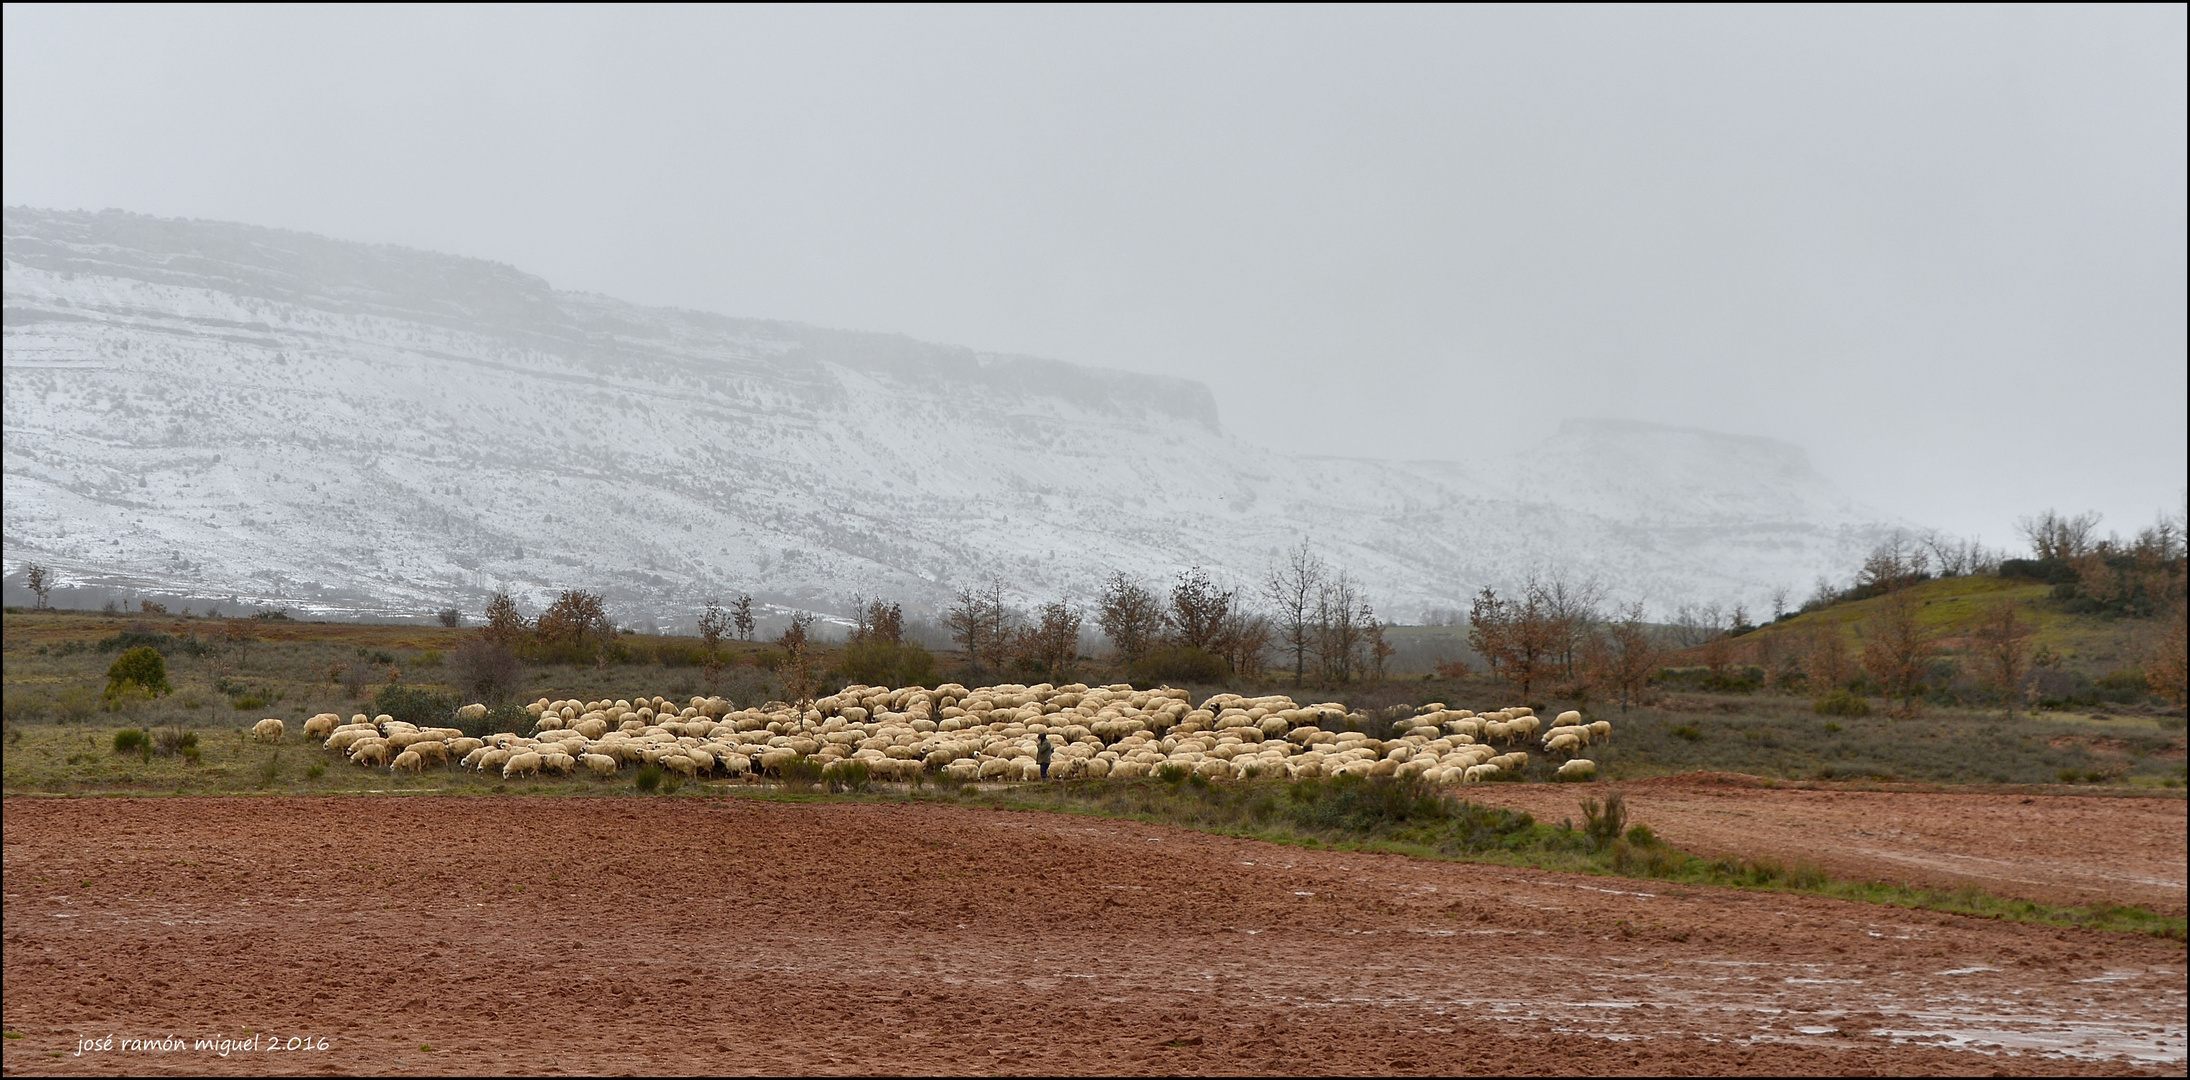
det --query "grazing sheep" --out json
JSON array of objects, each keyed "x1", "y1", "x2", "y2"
[
  {"x1": 251, "y1": 718, "x2": 285, "y2": 742},
  {"x1": 1587, "y1": 720, "x2": 1612, "y2": 742},
  {"x1": 583, "y1": 753, "x2": 618, "y2": 777},
  {"x1": 390, "y1": 749, "x2": 424, "y2": 773},
  {"x1": 408, "y1": 740, "x2": 448, "y2": 765},
  {"x1": 1463, "y1": 763, "x2": 1500, "y2": 783},
  {"x1": 502, "y1": 751, "x2": 542, "y2": 779},
  {"x1": 349, "y1": 739, "x2": 390, "y2": 767},
  {"x1": 456, "y1": 703, "x2": 488, "y2": 722},
  {"x1": 1545, "y1": 732, "x2": 1583, "y2": 754},
  {"x1": 1556, "y1": 759, "x2": 1597, "y2": 781},
  {"x1": 302, "y1": 713, "x2": 339, "y2": 738},
  {"x1": 1556, "y1": 710, "x2": 1582, "y2": 725}
]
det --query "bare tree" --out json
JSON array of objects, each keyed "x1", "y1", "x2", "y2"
[
  {"x1": 2018, "y1": 509, "x2": 2103, "y2": 561},
  {"x1": 1857, "y1": 532, "x2": 1931, "y2": 592},
  {"x1": 1970, "y1": 599, "x2": 2033, "y2": 717},
  {"x1": 849, "y1": 596, "x2": 904, "y2": 645},
  {"x1": 1096, "y1": 572, "x2": 1166, "y2": 668},
  {"x1": 1802, "y1": 625, "x2": 1854, "y2": 698},
  {"x1": 777, "y1": 611, "x2": 819, "y2": 701},
  {"x1": 1017, "y1": 599, "x2": 1083, "y2": 681},
  {"x1": 1219, "y1": 606, "x2": 1275, "y2": 681},
  {"x1": 1263, "y1": 543, "x2": 1326, "y2": 685},
  {"x1": 536, "y1": 590, "x2": 615, "y2": 652},
  {"x1": 1587, "y1": 601, "x2": 1658, "y2": 712},
  {"x1": 1360, "y1": 608, "x2": 1394, "y2": 683},
  {"x1": 24, "y1": 564, "x2": 53, "y2": 610},
  {"x1": 2151, "y1": 597, "x2": 2188, "y2": 707},
  {"x1": 1167, "y1": 566, "x2": 1232, "y2": 653},
  {"x1": 733, "y1": 594, "x2": 755, "y2": 641},
  {"x1": 436, "y1": 608, "x2": 463, "y2": 628},
  {"x1": 946, "y1": 582, "x2": 1014, "y2": 674},
  {"x1": 1316, "y1": 570, "x2": 1366, "y2": 683},
  {"x1": 1859, "y1": 589, "x2": 1938, "y2": 716},
  {"x1": 483, "y1": 591, "x2": 531, "y2": 646},
  {"x1": 1542, "y1": 574, "x2": 1605, "y2": 679},
  {"x1": 450, "y1": 636, "x2": 523, "y2": 705}
]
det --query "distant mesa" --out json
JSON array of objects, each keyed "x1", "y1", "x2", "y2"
[{"x1": 2, "y1": 206, "x2": 1896, "y2": 621}]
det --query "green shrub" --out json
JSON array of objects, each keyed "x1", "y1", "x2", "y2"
[
  {"x1": 305, "y1": 763, "x2": 327, "y2": 779},
  {"x1": 1813, "y1": 689, "x2": 1871, "y2": 717},
  {"x1": 634, "y1": 763, "x2": 663, "y2": 793},
  {"x1": 776, "y1": 755, "x2": 823, "y2": 792},
  {"x1": 460, "y1": 702, "x2": 528, "y2": 740},
  {"x1": 153, "y1": 726, "x2": 198, "y2": 760},
  {"x1": 112, "y1": 729, "x2": 149, "y2": 754},
  {"x1": 229, "y1": 694, "x2": 267, "y2": 711},
  {"x1": 104, "y1": 647, "x2": 172, "y2": 700},
  {"x1": 1129, "y1": 646, "x2": 1230, "y2": 685},
  {"x1": 1625, "y1": 823, "x2": 1658, "y2": 848},
  {"x1": 1670, "y1": 723, "x2": 1702, "y2": 741},
  {"x1": 1581, "y1": 791, "x2": 1628, "y2": 851},
  {"x1": 411, "y1": 650, "x2": 444, "y2": 668},
  {"x1": 837, "y1": 639, "x2": 937, "y2": 687},
  {"x1": 373, "y1": 685, "x2": 456, "y2": 729},
  {"x1": 754, "y1": 646, "x2": 787, "y2": 671},
  {"x1": 654, "y1": 641, "x2": 706, "y2": 667},
  {"x1": 825, "y1": 759, "x2": 871, "y2": 793},
  {"x1": 95, "y1": 630, "x2": 176, "y2": 654}
]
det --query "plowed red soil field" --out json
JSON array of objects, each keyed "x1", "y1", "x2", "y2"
[
  {"x1": 1458, "y1": 777, "x2": 2189, "y2": 916},
  {"x1": 3, "y1": 796, "x2": 2183, "y2": 1076}
]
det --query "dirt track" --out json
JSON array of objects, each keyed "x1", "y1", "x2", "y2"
[
  {"x1": 3, "y1": 796, "x2": 2184, "y2": 1075},
  {"x1": 1457, "y1": 777, "x2": 2189, "y2": 916}
]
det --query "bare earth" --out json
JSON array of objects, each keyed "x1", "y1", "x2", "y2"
[
  {"x1": 1458, "y1": 777, "x2": 2190, "y2": 916},
  {"x1": 3, "y1": 796, "x2": 2183, "y2": 1076}
]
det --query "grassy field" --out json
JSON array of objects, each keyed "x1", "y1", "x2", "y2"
[{"x1": 5, "y1": 606, "x2": 2184, "y2": 794}]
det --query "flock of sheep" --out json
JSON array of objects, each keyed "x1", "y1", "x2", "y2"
[{"x1": 260, "y1": 682, "x2": 1608, "y2": 786}]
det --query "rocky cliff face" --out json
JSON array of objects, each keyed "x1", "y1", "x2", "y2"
[{"x1": 3, "y1": 207, "x2": 1892, "y2": 625}]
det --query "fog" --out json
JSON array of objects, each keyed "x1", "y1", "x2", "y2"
[{"x1": 5, "y1": 5, "x2": 2183, "y2": 546}]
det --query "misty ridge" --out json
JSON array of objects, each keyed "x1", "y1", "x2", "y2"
[{"x1": 0, "y1": 205, "x2": 1928, "y2": 641}]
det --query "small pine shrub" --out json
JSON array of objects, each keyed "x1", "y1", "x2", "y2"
[
  {"x1": 634, "y1": 763, "x2": 664, "y2": 793},
  {"x1": 1581, "y1": 791, "x2": 1628, "y2": 851},
  {"x1": 112, "y1": 729, "x2": 149, "y2": 754},
  {"x1": 104, "y1": 647, "x2": 172, "y2": 700},
  {"x1": 305, "y1": 763, "x2": 327, "y2": 779},
  {"x1": 826, "y1": 759, "x2": 871, "y2": 793},
  {"x1": 153, "y1": 726, "x2": 199, "y2": 759},
  {"x1": 1814, "y1": 689, "x2": 1871, "y2": 717}
]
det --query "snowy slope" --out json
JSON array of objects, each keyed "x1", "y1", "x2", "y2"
[{"x1": 2, "y1": 207, "x2": 1894, "y2": 624}]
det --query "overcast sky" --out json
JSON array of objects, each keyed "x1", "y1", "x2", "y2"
[{"x1": 6, "y1": 5, "x2": 2184, "y2": 547}]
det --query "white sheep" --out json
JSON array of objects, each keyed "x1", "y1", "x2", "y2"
[
  {"x1": 1556, "y1": 759, "x2": 1597, "y2": 781},
  {"x1": 390, "y1": 749, "x2": 424, "y2": 773},
  {"x1": 583, "y1": 753, "x2": 618, "y2": 777},
  {"x1": 1587, "y1": 720, "x2": 1612, "y2": 742},
  {"x1": 251, "y1": 718, "x2": 285, "y2": 742},
  {"x1": 456, "y1": 703, "x2": 488, "y2": 722},
  {"x1": 302, "y1": 713, "x2": 339, "y2": 738},
  {"x1": 502, "y1": 751, "x2": 542, "y2": 779}
]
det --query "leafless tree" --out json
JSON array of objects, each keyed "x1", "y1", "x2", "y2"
[
  {"x1": 24, "y1": 564, "x2": 53, "y2": 610},
  {"x1": 1803, "y1": 625, "x2": 1854, "y2": 697},
  {"x1": 483, "y1": 591, "x2": 530, "y2": 646},
  {"x1": 1017, "y1": 599, "x2": 1083, "y2": 681},
  {"x1": 733, "y1": 594, "x2": 755, "y2": 641},
  {"x1": 1219, "y1": 606, "x2": 1275, "y2": 681},
  {"x1": 1095, "y1": 572, "x2": 1166, "y2": 668},
  {"x1": 1167, "y1": 566, "x2": 1232, "y2": 653},
  {"x1": 849, "y1": 596, "x2": 904, "y2": 645},
  {"x1": 1263, "y1": 543, "x2": 1326, "y2": 685},
  {"x1": 536, "y1": 590, "x2": 615, "y2": 650},
  {"x1": 1542, "y1": 574, "x2": 1605, "y2": 679},
  {"x1": 2017, "y1": 509, "x2": 2103, "y2": 561},
  {"x1": 946, "y1": 582, "x2": 1014, "y2": 674},
  {"x1": 1857, "y1": 532, "x2": 1932, "y2": 592},
  {"x1": 1860, "y1": 589, "x2": 1938, "y2": 716},
  {"x1": 1970, "y1": 599, "x2": 2033, "y2": 717},
  {"x1": 1315, "y1": 570, "x2": 1366, "y2": 683},
  {"x1": 436, "y1": 608, "x2": 463, "y2": 628},
  {"x1": 450, "y1": 636, "x2": 523, "y2": 705},
  {"x1": 1587, "y1": 600, "x2": 1658, "y2": 712}
]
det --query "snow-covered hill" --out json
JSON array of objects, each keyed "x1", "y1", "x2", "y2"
[{"x1": 3, "y1": 207, "x2": 1893, "y2": 625}]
